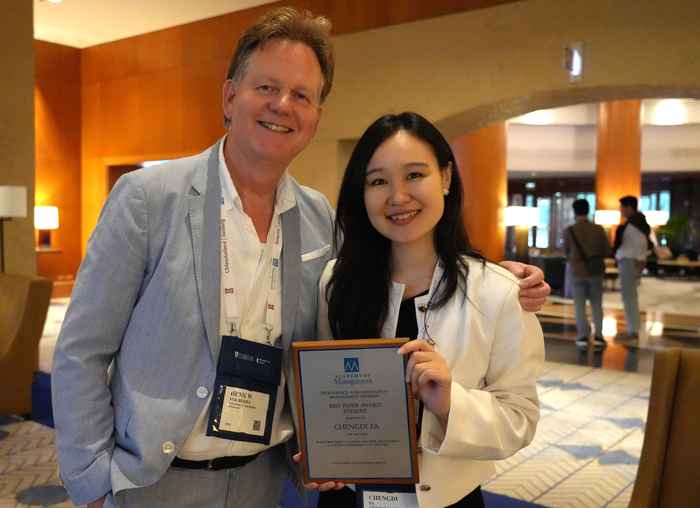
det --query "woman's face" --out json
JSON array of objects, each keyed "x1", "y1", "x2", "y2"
[{"x1": 363, "y1": 130, "x2": 451, "y2": 248}]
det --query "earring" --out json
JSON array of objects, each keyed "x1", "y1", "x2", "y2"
[{"x1": 443, "y1": 189, "x2": 449, "y2": 196}]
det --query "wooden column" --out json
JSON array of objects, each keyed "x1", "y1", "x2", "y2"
[
  {"x1": 451, "y1": 123, "x2": 507, "y2": 261},
  {"x1": 0, "y1": 3, "x2": 35, "y2": 275},
  {"x1": 595, "y1": 100, "x2": 642, "y2": 212}
]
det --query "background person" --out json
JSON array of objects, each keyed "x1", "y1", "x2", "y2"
[
  {"x1": 613, "y1": 196, "x2": 652, "y2": 341},
  {"x1": 314, "y1": 112, "x2": 544, "y2": 508},
  {"x1": 564, "y1": 199, "x2": 611, "y2": 349}
]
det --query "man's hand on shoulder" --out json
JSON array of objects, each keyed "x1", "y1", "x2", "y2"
[{"x1": 499, "y1": 261, "x2": 551, "y2": 312}]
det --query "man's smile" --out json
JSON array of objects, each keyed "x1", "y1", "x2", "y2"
[{"x1": 259, "y1": 120, "x2": 293, "y2": 133}]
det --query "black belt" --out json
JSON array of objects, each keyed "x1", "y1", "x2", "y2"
[{"x1": 171, "y1": 453, "x2": 260, "y2": 471}]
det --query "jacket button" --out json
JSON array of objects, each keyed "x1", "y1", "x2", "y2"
[
  {"x1": 162, "y1": 441, "x2": 175, "y2": 454},
  {"x1": 419, "y1": 484, "x2": 431, "y2": 491},
  {"x1": 196, "y1": 386, "x2": 209, "y2": 399},
  {"x1": 418, "y1": 305, "x2": 428, "y2": 313}
]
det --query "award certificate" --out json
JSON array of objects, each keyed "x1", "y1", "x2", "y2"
[{"x1": 292, "y1": 339, "x2": 419, "y2": 484}]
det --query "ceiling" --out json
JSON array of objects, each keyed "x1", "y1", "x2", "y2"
[{"x1": 34, "y1": 0, "x2": 278, "y2": 48}]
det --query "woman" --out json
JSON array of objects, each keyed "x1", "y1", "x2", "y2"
[{"x1": 315, "y1": 112, "x2": 544, "y2": 508}]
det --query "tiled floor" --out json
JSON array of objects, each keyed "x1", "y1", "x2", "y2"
[
  {"x1": 484, "y1": 362, "x2": 650, "y2": 507},
  {"x1": 3, "y1": 277, "x2": 699, "y2": 507},
  {"x1": 0, "y1": 418, "x2": 72, "y2": 508}
]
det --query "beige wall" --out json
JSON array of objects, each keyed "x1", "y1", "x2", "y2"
[
  {"x1": 1, "y1": 4, "x2": 35, "y2": 275},
  {"x1": 291, "y1": 0, "x2": 700, "y2": 200}
]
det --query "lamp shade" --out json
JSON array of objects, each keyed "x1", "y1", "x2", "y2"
[
  {"x1": 645, "y1": 210, "x2": 670, "y2": 227},
  {"x1": 504, "y1": 206, "x2": 539, "y2": 227},
  {"x1": 34, "y1": 206, "x2": 59, "y2": 230},
  {"x1": 594, "y1": 210, "x2": 621, "y2": 226},
  {"x1": 0, "y1": 186, "x2": 27, "y2": 218}
]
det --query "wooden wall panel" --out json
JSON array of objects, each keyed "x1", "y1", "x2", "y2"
[
  {"x1": 77, "y1": 0, "x2": 521, "y2": 252},
  {"x1": 35, "y1": 40, "x2": 81, "y2": 281}
]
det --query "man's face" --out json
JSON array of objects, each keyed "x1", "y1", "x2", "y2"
[
  {"x1": 620, "y1": 204, "x2": 634, "y2": 219},
  {"x1": 222, "y1": 39, "x2": 323, "y2": 168}
]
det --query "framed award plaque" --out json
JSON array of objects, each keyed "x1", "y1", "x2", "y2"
[{"x1": 292, "y1": 339, "x2": 419, "y2": 485}]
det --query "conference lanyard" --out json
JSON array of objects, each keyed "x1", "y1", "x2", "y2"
[{"x1": 220, "y1": 208, "x2": 282, "y2": 345}]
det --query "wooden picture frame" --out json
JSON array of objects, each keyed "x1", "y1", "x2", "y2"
[{"x1": 292, "y1": 338, "x2": 419, "y2": 485}]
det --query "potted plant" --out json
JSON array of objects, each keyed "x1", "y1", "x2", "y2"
[{"x1": 657, "y1": 215, "x2": 690, "y2": 257}]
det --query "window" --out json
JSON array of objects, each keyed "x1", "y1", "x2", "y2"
[
  {"x1": 535, "y1": 198, "x2": 551, "y2": 248},
  {"x1": 640, "y1": 190, "x2": 671, "y2": 212}
]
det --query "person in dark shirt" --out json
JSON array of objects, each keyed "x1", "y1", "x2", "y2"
[{"x1": 565, "y1": 199, "x2": 611, "y2": 349}]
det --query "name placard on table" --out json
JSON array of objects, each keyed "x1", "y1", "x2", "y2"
[{"x1": 292, "y1": 339, "x2": 419, "y2": 485}]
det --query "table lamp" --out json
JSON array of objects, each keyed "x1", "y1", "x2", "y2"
[
  {"x1": 35, "y1": 205, "x2": 59, "y2": 250},
  {"x1": 504, "y1": 206, "x2": 539, "y2": 261}
]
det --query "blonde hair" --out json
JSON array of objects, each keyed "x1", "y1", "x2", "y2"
[{"x1": 226, "y1": 7, "x2": 334, "y2": 102}]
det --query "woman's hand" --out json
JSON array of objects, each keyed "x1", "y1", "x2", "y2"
[
  {"x1": 292, "y1": 452, "x2": 345, "y2": 491},
  {"x1": 398, "y1": 340, "x2": 452, "y2": 426}
]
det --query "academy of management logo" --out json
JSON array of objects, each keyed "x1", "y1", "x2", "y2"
[
  {"x1": 335, "y1": 356, "x2": 371, "y2": 385},
  {"x1": 343, "y1": 357, "x2": 360, "y2": 373}
]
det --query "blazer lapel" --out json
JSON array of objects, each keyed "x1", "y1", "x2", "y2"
[
  {"x1": 189, "y1": 142, "x2": 223, "y2": 358},
  {"x1": 281, "y1": 205, "x2": 301, "y2": 351}
]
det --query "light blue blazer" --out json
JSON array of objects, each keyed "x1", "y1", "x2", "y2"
[{"x1": 51, "y1": 141, "x2": 335, "y2": 505}]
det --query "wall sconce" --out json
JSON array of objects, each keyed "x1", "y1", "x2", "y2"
[
  {"x1": 34, "y1": 205, "x2": 59, "y2": 250},
  {"x1": 0, "y1": 186, "x2": 28, "y2": 272},
  {"x1": 504, "y1": 206, "x2": 539, "y2": 262},
  {"x1": 563, "y1": 42, "x2": 583, "y2": 83},
  {"x1": 594, "y1": 210, "x2": 621, "y2": 227}
]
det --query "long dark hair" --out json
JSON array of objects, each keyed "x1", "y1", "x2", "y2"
[{"x1": 327, "y1": 112, "x2": 484, "y2": 339}]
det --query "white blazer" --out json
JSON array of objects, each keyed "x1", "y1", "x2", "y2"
[{"x1": 317, "y1": 257, "x2": 544, "y2": 508}]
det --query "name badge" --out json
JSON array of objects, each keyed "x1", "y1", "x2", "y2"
[
  {"x1": 207, "y1": 336, "x2": 282, "y2": 444},
  {"x1": 357, "y1": 485, "x2": 418, "y2": 508}
]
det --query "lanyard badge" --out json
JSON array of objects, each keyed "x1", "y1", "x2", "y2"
[{"x1": 207, "y1": 336, "x2": 282, "y2": 444}]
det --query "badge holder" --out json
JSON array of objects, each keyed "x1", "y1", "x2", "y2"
[{"x1": 207, "y1": 336, "x2": 282, "y2": 444}]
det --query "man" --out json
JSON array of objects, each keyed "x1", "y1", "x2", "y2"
[
  {"x1": 613, "y1": 195, "x2": 652, "y2": 340},
  {"x1": 52, "y1": 8, "x2": 550, "y2": 508},
  {"x1": 565, "y1": 199, "x2": 611, "y2": 349}
]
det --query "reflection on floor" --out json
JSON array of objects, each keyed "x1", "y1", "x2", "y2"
[{"x1": 538, "y1": 291, "x2": 700, "y2": 375}]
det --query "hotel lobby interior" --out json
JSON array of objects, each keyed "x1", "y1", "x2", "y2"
[{"x1": 2, "y1": 1, "x2": 699, "y2": 507}]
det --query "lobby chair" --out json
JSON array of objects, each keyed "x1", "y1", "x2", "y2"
[
  {"x1": 629, "y1": 348, "x2": 700, "y2": 507},
  {"x1": 0, "y1": 273, "x2": 52, "y2": 415}
]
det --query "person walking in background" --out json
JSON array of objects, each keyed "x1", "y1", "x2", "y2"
[
  {"x1": 613, "y1": 196, "x2": 652, "y2": 341},
  {"x1": 565, "y1": 199, "x2": 611, "y2": 349}
]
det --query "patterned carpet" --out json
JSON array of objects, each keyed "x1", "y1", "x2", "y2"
[
  {"x1": 0, "y1": 360, "x2": 650, "y2": 507},
  {"x1": 484, "y1": 362, "x2": 649, "y2": 507},
  {"x1": 1, "y1": 292, "x2": 667, "y2": 507}
]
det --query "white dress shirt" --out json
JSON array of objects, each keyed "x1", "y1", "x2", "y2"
[
  {"x1": 178, "y1": 137, "x2": 295, "y2": 459},
  {"x1": 616, "y1": 222, "x2": 648, "y2": 261}
]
